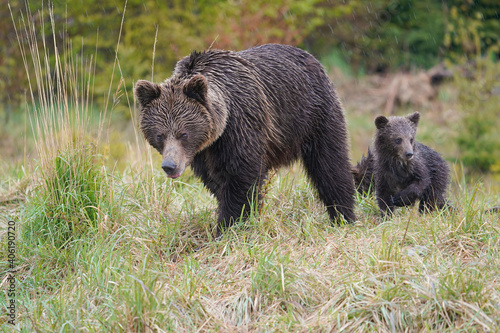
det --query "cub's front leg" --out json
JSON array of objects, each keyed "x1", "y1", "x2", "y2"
[{"x1": 391, "y1": 178, "x2": 430, "y2": 207}]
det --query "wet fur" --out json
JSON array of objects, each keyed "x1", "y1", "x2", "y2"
[
  {"x1": 352, "y1": 149, "x2": 375, "y2": 194},
  {"x1": 365, "y1": 112, "x2": 449, "y2": 215},
  {"x1": 136, "y1": 44, "x2": 356, "y2": 233}
]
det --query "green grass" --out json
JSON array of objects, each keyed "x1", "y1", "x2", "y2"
[
  {"x1": 22, "y1": 146, "x2": 109, "y2": 248},
  {"x1": 1, "y1": 167, "x2": 499, "y2": 331}
]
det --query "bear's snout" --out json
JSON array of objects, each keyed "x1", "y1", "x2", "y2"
[
  {"x1": 161, "y1": 158, "x2": 184, "y2": 178},
  {"x1": 405, "y1": 151, "x2": 414, "y2": 160},
  {"x1": 161, "y1": 140, "x2": 187, "y2": 178},
  {"x1": 162, "y1": 160, "x2": 178, "y2": 176}
]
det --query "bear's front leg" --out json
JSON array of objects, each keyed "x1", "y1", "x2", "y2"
[
  {"x1": 208, "y1": 133, "x2": 268, "y2": 236},
  {"x1": 217, "y1": 195, "x2": 250, "y2": 231},
  {"x1": 391, "y1": 190, "x2": 418, "y2": 207},
  {"x1": 391, "y1": 179, "x2": 430, "y2": 207},
  {"x1": 377, "y1": 193, "x2": 395, "y2": 217},
  {"x1": 375, "y1": 176, "x2": 395, "y2": 216},
  {"x1": 215, "y1": 177, "x2": 263, "y2": 235},
  {"x1": 418, "y1": 185, "x2": 447, "y2": 213}
]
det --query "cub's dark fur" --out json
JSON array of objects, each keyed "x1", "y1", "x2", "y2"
[
  {"x1": 135, "y1": 44, "x2": 356, "y2": 233},
  {"x1": 352, "y1": 149, "x2": 375, "y2": 194},
  {"x1": 363, "y1": 112, "x2": 449, "y2": 215}
]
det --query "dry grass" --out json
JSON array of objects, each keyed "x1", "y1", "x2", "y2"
[{"x1": 2, "y1": 160, "x2": 500, "y2": 331}]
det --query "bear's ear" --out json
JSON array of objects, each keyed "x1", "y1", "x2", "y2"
[
  {"x1": 135, "y1": 80, "x2": 161, "y2": 107},
  {"x1": 407, "y1": 111, "x2": 420, "y2": 126},
  {"x1": 183, "y1": 75, "x2": 208, "y2": 106},
  {"x1": 375, "y1": 115, "x2": 389, "y2": 129}
]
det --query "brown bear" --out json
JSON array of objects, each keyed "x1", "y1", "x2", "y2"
[
  {"x1": 367, "y1": 111, "x2": 450, "y2": 215},
  {"x1": 135, "y1": 44, "x2": 356, "y2": 233}
]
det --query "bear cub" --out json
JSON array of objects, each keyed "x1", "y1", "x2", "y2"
[
  {"x1": 135, "y1": 44, "x2": 356, "y2": 233},
  {"x1": 355, "y1": 112, "x2": 449, "y2": 215}
]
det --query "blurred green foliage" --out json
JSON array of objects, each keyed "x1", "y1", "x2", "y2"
[
  {"x1": 454, "y1": 58, "x2": 500, "y2": 174},
  {"x1": 3, "y1": 0, "x2": 499, "y2": 112},
  {"x1": 444, "y1": 0, "x2": 500, "y2": 62},
  {"x1": 441, "y1": 0, "x2": 500, "y2": 175},
  {"x1": 307, "y1": 0, "x2": 446, "y2": 72},
  {"x1": 3, "y1": 0, "x2": 326, "y2": 117},
  {"x1": 2, "y1": 0, "x2": 500, "y2": 174}
]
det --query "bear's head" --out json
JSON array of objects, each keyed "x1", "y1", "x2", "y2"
[
  {"x1": 374, "y1": 112, "x2": 420, "y2": 163},
  {"x1": 135, "y1": 75, "x2": 216, "y2": 178}
]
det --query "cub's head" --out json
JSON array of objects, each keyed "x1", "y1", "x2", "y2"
[
  {"x1": 135, "y1": 75, "x2": 213, "y2": 178},
  {"x1": 374, "y1": 111, "x2": 420, "y2": 162}
]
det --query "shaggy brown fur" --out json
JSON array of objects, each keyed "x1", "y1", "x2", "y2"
[
  {"x1": 352, "y1": 149, "x2": 375, "y2": 194},
  {"x1": 371, "y1": 112, "x2": 449, "y2": 215},
  {"x1": 135, "y1": 44, "x2": 356, "y2": 233}
]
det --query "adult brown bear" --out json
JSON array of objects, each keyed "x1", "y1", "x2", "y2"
[{"x1": 135, "y1": 44, "x2": 356, "y2": 233}]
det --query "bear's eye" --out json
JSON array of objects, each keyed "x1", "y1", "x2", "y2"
[
  {"x1": 178, "y1": 132, "x2": 188, "y2": 140},
  {"x1": 410, "y1": 138, "x2": 414, "y2": 144},
  {"x1": 156, "y1": 134, "x2": 164, "y2": 143},
  {"x1": 395, "y1": 138, "x2": 402, "y2": 144}
]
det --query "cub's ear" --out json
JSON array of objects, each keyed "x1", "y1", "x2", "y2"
[
  {"x1": 183, "y1": 75, "x2": 208, "y2": 105},
  {"x1": 407, "y1": 111, "x2": 420, "y2": 126},
  {"x1": 135, "y1": 80, "x2": 161, "y2": 107},
  {"x1": 375, "y1": 115, "x2": 389, "y2": 129}
]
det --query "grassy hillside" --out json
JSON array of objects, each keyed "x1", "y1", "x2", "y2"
[{"x1": 1, "y1": 152, "x2": 499, "y2": 331}]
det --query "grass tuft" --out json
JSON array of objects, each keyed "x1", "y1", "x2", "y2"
[{"x1": 23, "y1": 145, "x2": 107, "y2": 248}]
